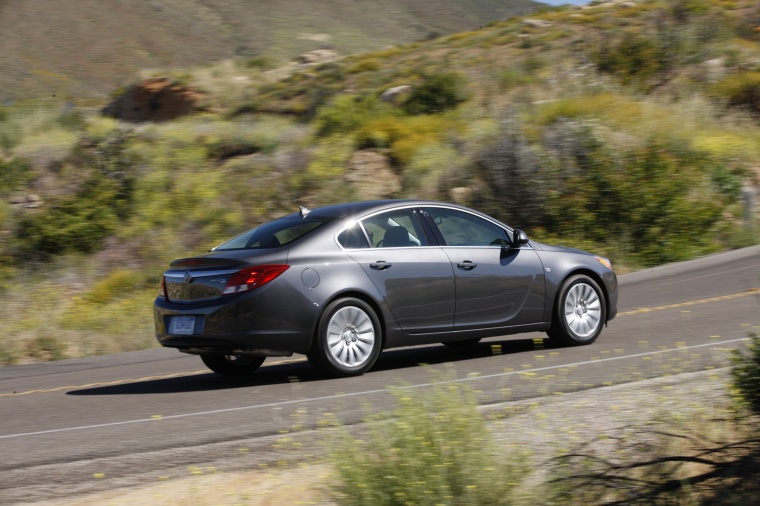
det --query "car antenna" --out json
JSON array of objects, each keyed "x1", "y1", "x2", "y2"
[{"x1": 299, "y1": 205, "x2": 311, "y2": 218}]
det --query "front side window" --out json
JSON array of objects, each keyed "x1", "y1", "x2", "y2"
[{"x1": 425, "y1": 207, "x2": 510, "y2": 247}]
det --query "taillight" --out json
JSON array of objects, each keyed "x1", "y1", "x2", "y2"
[
  {"x1": 223, "y1": 265, "x2": 289, "y2": 295},
  {"x1": 158, "y1": 276, "x2": 166, "y2": 297}
]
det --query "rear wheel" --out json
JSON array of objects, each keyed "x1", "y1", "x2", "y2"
[
  {"x1": 547, "y1": 274, "x2": 606, "y2": 346},
  {"x1": 200, "y1": 354, "x2": 265, "y2": 376},
  {"x1": 308, "y1": 298, "x2": 382, "y2": 377}
]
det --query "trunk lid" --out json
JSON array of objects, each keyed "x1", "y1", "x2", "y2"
[{"x1": 163, "y1": 258, "x2": 244, "y2": 303}]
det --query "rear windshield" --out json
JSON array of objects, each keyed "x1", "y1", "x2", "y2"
[{"x1": 213, "y1": 214, "x2": 334, "y2": 250}]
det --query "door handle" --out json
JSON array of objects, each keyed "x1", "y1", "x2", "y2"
[
  {"x1": 370, "y1": 261, "x2": 392, "y2": 270},
  {"x1": 457, "y1": 261, "x2": 477, "y2": 270}
]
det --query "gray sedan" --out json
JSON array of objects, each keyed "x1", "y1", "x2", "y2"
[{"x1": 154, "y1": 200, "x2": 618, "y2": 377}]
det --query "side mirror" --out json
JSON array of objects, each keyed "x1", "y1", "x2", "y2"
[{"x1": 512, "y1": 229, "x2": 529, "y2": 248}]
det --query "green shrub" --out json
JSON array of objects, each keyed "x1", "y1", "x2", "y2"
[
  {"x1": 348, "y1": 58, "x2": 382, "y2": 74},
  {"x1": 325, "y1": 381, "x2": 530, "y2": 505},
  {"x1": 403, "y1": 73, "x2": 469, "y2": 115},
  {"x1": 84, "y1": 269, "x2": 148, "y2": 304},
  {"x1": 356, "y1": 115, "x2": 460, "y2": 165},
  {"x1": 497, "y1": 68, "x2": 537, "y2": 91},
  {"x1": 0, "y1": 158, "x2": 32, "y2": 194},
  {"x1": 711, "y1": 72, "x2": 760, "y2": 116},
  {"x1": 241, "y1": 56, "x2": 277, "y2": 70},
  {"x1": 589, "y1": 32, "x2": 665, "y2": 86},
  {"x1": 474, "y1": 117, "x2": 740, "y2": 266},
  {"x1": 13, "y1": 129, "x2": 139, "y2": 257},
  {"x1": 731, "y1": 334, "x2": 760, "y2": 414},
  {"x1": 14, "y1": 182, "x2": 120, "y2": 256},
  {"x1": 313, "y1": 94, "x2": 394, "y2": 137}
]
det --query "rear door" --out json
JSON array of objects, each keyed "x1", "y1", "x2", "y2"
[
  {"x1": 341, "y1": 207, "x2": 456, "y2": 334},
  {"x1": 422, "y1": 207, "x2": 546, "y2": 330}
]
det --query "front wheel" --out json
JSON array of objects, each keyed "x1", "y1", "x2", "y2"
[
  {"x1": 200, "y1": 354, "x2": 265, "y2": 376},
  {"x1": 308, "y1": 298, "x2": 382, "y2": 377},
  {"x1": 547, "y1": 274, "x2": 606, "y2": 346}
]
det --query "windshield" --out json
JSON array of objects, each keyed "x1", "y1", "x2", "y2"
[{"x1": 213, "y1": 214, "x2": 335, "y2": 250}]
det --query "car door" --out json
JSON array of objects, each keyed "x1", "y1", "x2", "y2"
[
  {"x1": 340, "y1": 207, "x2": 456, "y2": 334},
  {"x1": 421, "y1": 207, "x2": 546, "y2": 331}
]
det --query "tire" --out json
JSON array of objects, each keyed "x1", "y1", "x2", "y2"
[
  {"x1": 443, "y1": 338, "x2": 481, "y2": 347},
  {"x1": 547, "y1": 274, "x2": 606, "y2": 346},
  {"x1": 308, "y1": 298, "x2": 382, "y2": 377},
  {"x1": 200, "y1": 354, "x2": 266, "y2": 376}
]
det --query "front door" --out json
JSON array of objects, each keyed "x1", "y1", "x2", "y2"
[{"x1": 423, "y1": 207, "x2": 546, "y2": 330}]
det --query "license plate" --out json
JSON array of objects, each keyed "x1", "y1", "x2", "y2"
[{"x1": 169, "y1": 316, "x2": 196, "y2": 335}]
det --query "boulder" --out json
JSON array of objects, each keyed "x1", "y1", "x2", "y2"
[
  {"x1": 380, "y1": 85, "x2": 412, "y2": 104},
  {"x1": 345, "y1": 150, "x2": 401, "y2": 200},
  {"x1": 522, "y1": 19, "x2": 552, "y2": 29},
  {"x1": 101, "y1": 77, "x2": 202, "y2": 123},
  {"x1": 296, "y1": 49, "x2": 339, "y2": 66}
]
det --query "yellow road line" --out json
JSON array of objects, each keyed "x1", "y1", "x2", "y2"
[
  {"x1": 2, "y1": 289, "x2": 757, "y2": 398},
  {"x1": 0, "y1": 370, "x2": 208, "y2": 397},
  {"x1": 0, "y1": 357, "x2": 306, "y2": 398},
  {"x1": 618, "y1": 288, "x2": 759, "y2": 317}
]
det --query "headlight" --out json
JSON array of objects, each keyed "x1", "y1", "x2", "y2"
[{"x1": 595, "y1": 256, "x2": 613, "y2": 270}]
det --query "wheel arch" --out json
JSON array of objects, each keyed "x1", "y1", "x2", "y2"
[
  {"x1": 558, "y1": 268, "x2": 611, "y2": 323},
  {"x1": 310, "y1": 290, "x2": 388, "y2": 351}
]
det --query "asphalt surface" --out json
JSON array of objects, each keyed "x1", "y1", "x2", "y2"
[{"x1": 1, "y1": 245, "x2": 759, "y2": 503}]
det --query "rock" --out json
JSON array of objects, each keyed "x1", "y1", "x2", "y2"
[
  {"x1": 101, "y1": 77, "x2": 202, "y2": 123},
  {"x1": 380, "y1": 85, "x2": 412, "y2": 104},
  {"x1": 24, "y1": 194, "x2": 43, "y2": 209},
  {"x1": 522, "y1": 19, "x2": 552, "y2": 29},
  {"x1": 345, "y1": 150, "x2": 401, "y2": 200},
  {"x1": 449, "y1": 187, "x2": 474, "y2": 205},
  {"x1": 702, "y1": 58, "x2": 727, "y2": 82},
  {"x1": 8, "y1": 193, "x2": 43, "y2": 210},
  {"x1": 296, "y1": 49, "x2": 339, "y2": 66}
]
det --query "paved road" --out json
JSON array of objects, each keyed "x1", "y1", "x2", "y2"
[{"x1": 1, "y1": 246, "x2": 759, "y2": 503}]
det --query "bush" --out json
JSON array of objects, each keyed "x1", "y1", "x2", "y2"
[
  {"x1": 588, "y1": 32, "x2": 665, "y2": 87},
  {"x1": 13, "y1": 129, "x2": 140, "y2": 257},
  {"x1": 325, "y1": 380, "x2": 530, "y2": 505},
  {"x1": 403, "y1": 73, "x2": 469, "y2": 115},
  {"x1": 731, "y1": 334, "x2": 760, "y2": 414},
  {"x1": 0, "y1": 158, "x2": 32, "y2": 194},
  {"x1": 84, "y1": 269, "x2": 149, "y2": 304},
  {"x1": 354, "y1": 114, "x2": 461, "y2": 166},
  {"x1": 474, "y1": 117, "x2": 740, "y2": 266},
  {"x1": 14, "y1": 180, "x2": 121, "y2": 256},
  {"x1": 313, "y1": 94, "x2": 393, "y2": 137},
  {"x1": 711, "y1": 72, "x2": 760, "y2": 116}
]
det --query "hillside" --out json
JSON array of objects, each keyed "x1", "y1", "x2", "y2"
[
  {"x1": 0, "y1": 0, "x2": 541, "y2": 102},
  {"x1": 1, "y1": 0, "x2": 760, "y2": 364}
]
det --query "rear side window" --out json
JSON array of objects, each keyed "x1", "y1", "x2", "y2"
[
  {"x1": 337, "y1": 224, "x2": 371, "y2": 249},
  {"x1": 214, "y1": 215, "x2": 334, "y2": 250},
  {"x1": 337, "y1": 208, "x2": 429, "y2": 249}
]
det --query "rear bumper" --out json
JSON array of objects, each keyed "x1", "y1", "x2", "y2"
[{"x1": 153, "y1": 283, "x2": 320, "y2": 355}]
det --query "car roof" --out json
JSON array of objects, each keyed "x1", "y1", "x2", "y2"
[{"x1": 301, "y1": 199, "x2": 455, "y2": 220}]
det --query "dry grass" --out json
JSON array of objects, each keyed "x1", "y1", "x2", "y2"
[{"x1": 0, "y1": 0, "x2": 539, "y2": 102}]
